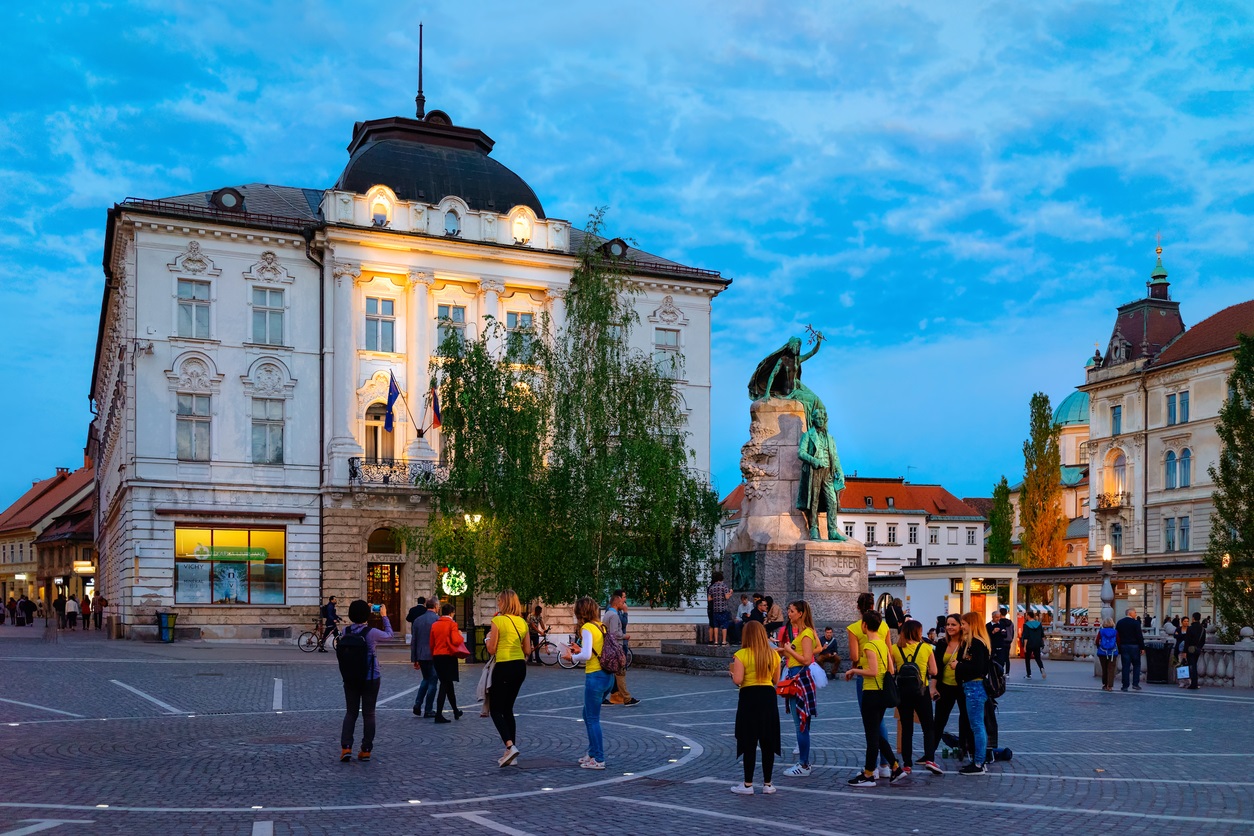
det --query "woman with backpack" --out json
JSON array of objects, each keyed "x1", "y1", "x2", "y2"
[
  {"x1": 729, "y1": 620, "x2": 781, "y2": 794},
  {"x1": 950, "y1": 612, "x2": 991, "y2": 775},
  {"x1": 777, "y1": 600, "x2": 818, "y2": 778},
  {"x1": 847, "y1": 591, "x2": 892, "y2": 778},
  {"x1": 484, "y1": 589, "x2": 532, "y2": 768},
  {"x1": 892, "y1": 619, "x2": 942, "y2": 775},
  {"x1": 844, "y1": 609, "x2": 906, "y2": 787},
  {"x1": 337, "y1": 600, "x2": 393, "y2": 762},
  {"x1": 563, "y1": 595, "x2": 615, "y2": 770},
  {"x1": 1096, "y1": 617, "x2": 1119, "y2": 691}
]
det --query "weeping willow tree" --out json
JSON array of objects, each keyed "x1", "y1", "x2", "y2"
[{"x1": 400, "y1": 210, "x2": 723, "y2": 608}]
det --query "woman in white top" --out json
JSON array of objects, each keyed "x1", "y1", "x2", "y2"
[{"x1": 562, "y1": 596, "x2": 614, "y2": 769}]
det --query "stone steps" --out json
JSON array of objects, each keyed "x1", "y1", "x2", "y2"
[
  {"x1": 629, "y1": 648, "x2": 731, "y2": 676},
  {"x1": 659, "y1": 640, "x2": 738, "y2": 658}
]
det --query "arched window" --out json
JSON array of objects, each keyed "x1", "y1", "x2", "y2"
[
  {"x1": 364, "y1": 403, "x2": 393, "y2": 462},
  {"x1": 444, "y1": 209, "x2": 460, "y2": 236},
  {"x1": 1179, "y1": 448, "x2": 1191, "y2": 487},
  {"x1": 371, "y1": 200, "x2": 390, "y2": 227},
  {"x1": 1111, "y1": 453, "x2": 1127, "y2": 495},
  {"x1": 1165, "y1": 450, "x2": 1177, "y2": 490},
  {"x1": 367, "y1": 527, "x2": 399, "y2": 554}
]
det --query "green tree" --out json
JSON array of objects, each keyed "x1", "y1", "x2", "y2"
[
  {"x1": 401, "y1": 210, "x2": 723, "y2": 609},
  {"x1": 1205, "y1": 333, "x2": 1254, "y2": 640},
  {"x1": 1019, "y1": 392, "x2": 1067, "y2": 568},
  {"x1": 987, "y1": 475, "x2": 1014, "y2": 564}
]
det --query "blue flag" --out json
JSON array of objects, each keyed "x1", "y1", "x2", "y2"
[{"x1": 384, "y1": 372, "x2": 401, "y2": 433}]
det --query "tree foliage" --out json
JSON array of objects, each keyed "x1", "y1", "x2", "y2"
[
  {"x1": 399, "y1": 210, "x2": 723, "y2": 609},
  {"x1": 987, "y1": 475, "x2": 1014, "y2": 564},
  {"x1": 1205, "y1": 333, "x2": 1254, "y2": 640},
  {"x1": 1019, "y1": 392, "x2": 1067, "y2": 568}
]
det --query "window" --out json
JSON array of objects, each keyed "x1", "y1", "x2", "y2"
[
  {"x1": 1111, "y1": 405, "x2": 1122, "y2": 436},
  {"x1": 252, "y1": 288, "x2": 284, "y2": 345},
  {"x1": 928, "y1": 527, "x2": 939, "y2": 545},
  {"x1": 251, "y1": 399, "x2": 284, "y2": 464},
  {"x1": 1179, "y1": 448, "x2": 1191, "y2": 487},
  {"x1": 1164, "y1": 517, "x2": 1176, "y2": 552},
  {"x1": 506, "y1": 311, "x2": 535, "y2": 359},
  {"x1": 966, "y1": 528, "x2": 977, "y2": 546},
  {"x1": 865, "y1": 524, "x2": 876, "y2": 545},
  {"x1": 844, "y1": 522, "x2": 855, "y2": 540},
  {"x1": 176, "y1": 394, "x2": 211, "y2": 461},
  {"x1": 865, "y1": 496, "x2": 874, "y2": 508},
  {"x1": 371, "y1": 200, "x2": 389, "y2": 227},
  {"x1": 173, "y1": 527, "x2": 285, "y2": 605},
  {"x1": 444, "y1": 209, "x2": 460, "y2": 236},
  {"x1": 364, "y1": 403, "x2": 393, "y2": 462},
  {"x1": 654, "y1": 328, "x2": 680, "y2": 377},
  {"x1": 1112, "y1": 453, "x2": 1127, "y2": 495},
  {"x1": 908, "y1": 524, "x2": 919, "y2": 545},
  {"x1": 887, "y1": 524, "x2": 898, "y2": 545},
  {"x1": 886, "y1": 497, "x2": 895, "y2": 508},
  {"x1": 1165, "y1": 450, "x2": 1177, "y2": 489},
  {"x1": 365, "y1": 297, "x2": 395, "y2": 353},
  {"x1": 1179, "y1": 516, "x2": 1190, "y2": 550},
  {"x1": 177, "y1": 279, "x2": 210, "y2": 339},
  {"x1": 1180, "y1": 391, "x2": 1189, "y2": 423},
  {"x1": 947, "y1": 527, "x2": 958, "y2": 545},
  {"x1": 1110, "y1": 522, "x2": 1123, "y2": 555},
  {"x1": 437, "y1": 304, "x2": 466, "y2": 346},
  {"x1": 1167, "y1": 393, "x2": 1177, "y2": 426}
]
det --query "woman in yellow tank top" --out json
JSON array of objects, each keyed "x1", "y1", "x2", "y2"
[
  {"x1": 844, "y1": 609, "x2": 905, "y2": 787},
  {"x1": 890, "y1": 619, "x2": 942, "y2": 775},
  {"x1": 930, "y1": 613, "x2": 964, "y2": 761},
  {"x1": 563, "y1": 596, "x2": 613, "y2": 769},
  {"x1": 729, "y1": 621, "x2": 781, "y2": 794},
  {"x1": 485, "y1": 589, "x2": 532, "y2": 768},
  {"x1": 778, "y1": 600, "x2": 817, "y2": 777}
]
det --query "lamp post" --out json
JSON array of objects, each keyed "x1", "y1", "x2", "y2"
[{"x1": 1101, "y1": 544, "x2": 1116, "y2": 625}]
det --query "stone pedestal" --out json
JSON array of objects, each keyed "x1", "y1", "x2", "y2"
[{"x1": 726, "y1": 398, "x2": 868, "y2": 629}]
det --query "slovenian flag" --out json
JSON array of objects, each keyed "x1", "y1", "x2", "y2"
[
  {"x1": 430, "y1": 383, "x2": 442, "y2": 429},
  {"x1": 384, "y1": 371, "x2": 401, "y2": 433}
]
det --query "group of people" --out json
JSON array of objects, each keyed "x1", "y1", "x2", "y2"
[
  {"x1": 1093, "y1": 607, "x2": 1209, "y2": 692},
  {"x1": 3, "y1": 595, "x2": 39, "y2": 626},
  {"x1": 1, "y1": 592, "x2": 105, "y2": 629},
  {"x1": 705, "y1": 575, "x2": 790, "y2": 647}
]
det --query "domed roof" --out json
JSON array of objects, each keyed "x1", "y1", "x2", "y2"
[
  {"x1": 334, "y1": 115, "x2": 545, "y2": 219},
  {"x1": 1053, "y1": 390, "x2": 1090, "y2": 426}
]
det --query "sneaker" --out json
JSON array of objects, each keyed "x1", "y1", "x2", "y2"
[
  {"x1": 784, "y1": 763, "x2": 811, "y2": 777},
  {"x1": 498, "y1": 745, "x2": 519, "y2": 768},
  {"x1": 958, "y1": 763, "x2": 987, "y2": 776},
  {"x1": 339, "y1": 748, "x2": 352, "y2": 763},
  {"x1": 434, "y1": 715, "x2": 451, "y2": 724},
  {"x1": 602, "y1": 699, "x2": 612, "y2": 706},
  {"x1": 623, "y1": 698, "x2": 642, "y2": 706},
  {"x1": 1132, "y1": 685, "x2": 1142, "y2": 691},
  {"x1": 581, "y1": 759, "x2": 606, "y2": 770},
  {"x1": 792, "y1": 746, "x2": 800, "y2": 755},
  {"x1": 762, "y1": 783, "x2": 776, "y2": 794},
  {"x1": 847, "y1": 772, "x2": 877, "y2": 787},
  {"x1": 412, "y1": 706, "x2": 422, "y2": 716},
  {"x1": 454, "y1": 709, "x2": 464, "y2": 719},
  {"x1": 1041, "y1": 670, "x2": 1046, "y2": 679},
  {"x1": 578, "y1": 755, "x2": 594, "y2": 765},
  {"x1": 730, "y1": 784, "x2": 754, "y2": 795},
  {"x1": 357, "y1": 750, "x2": 371, "y2": 762},
  {"x1": 921, "y1": 760, "x2": 944, "y2": 776},
  {"x1": 877, "y1": 765, "x2": 892, "y2": 779},
  {"x1": 889, "y1": 766, "x2": 909, "y2": 784},
  {"x1": 1120, "y1": 687, "x2": 1129, "y2": 692}
]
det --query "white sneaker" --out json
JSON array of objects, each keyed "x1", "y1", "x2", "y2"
[
  {"x1": 578, "y1": 755, "x2": 593, "y2": 765},
  {"x1": 762, "y1": 783, "x2": 777, "y2": 794},
  {"x1": 783, "y1": 763, "x2": 811, "y2": 777},
  {"x1": 498, "y1": 744, "x2": 519, "y2": 768},
  {"x1": 877, "y1": 765, "x2": 892, "y2": 778},
  {"x1": 730, "y1": 784, "x2": 754, "y2": 795},
  {"x1": 581, "y1": 759, "x2": 605, "y2": 770},
  {"x1": 792, "y1": 746, "x2": 800, "y2": 755}
]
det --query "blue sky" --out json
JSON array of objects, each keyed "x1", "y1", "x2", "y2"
[{"x1": 2, "y1": 1, "x2": 1253, "y2": 505}]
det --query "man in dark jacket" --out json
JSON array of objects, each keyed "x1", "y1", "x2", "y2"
[
  {"x1": 410, "y1": 598, "x2": 440, "y2": 717},
  {"x1": 987, "y1": 605, "x2": 1015, "y2": 675},
  {"x1": 1184, "y1": 611, "x2": 1207, "y2": 690},
  {"x1": 1115, "y1": 607, "x2": 1145, "y2": 691},
  {"x1": 320, "y1": 596, "x2": 341, "y2": 650}
]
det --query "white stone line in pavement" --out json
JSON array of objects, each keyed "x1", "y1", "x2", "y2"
[
  {"x1": 1000, "y1": 771, "x2": 1254, "y2": 787},
  {"x1": 431, "y1": 811, "x2": 537, "y2": 836},
  {"x1": 995, "y1": 728, "x2": 1194, "y2": 733},
  {"x1": 271, "y1": 679, "x2": 283, "y2": 711},
  {"x1": 0, "y1": 698, "x2": 85, "y2": 718},
  {"x1": 108, "y1": 680, "x2": 186, "y2": 715},
  {"x1": 250, "y1": 822, "x2": 274, "y2": 836},
  {"x1": 0, "y1": 821, "x2": 94, "y2": 836},
  {"x1": 375, "y1": 685, "x2": 419, "y2": 706},
  {"x1": 601, "y1": 797, "x2": 858, "y2": 836},
  {"x1": 1007, "y1": 683, "x2": 1254, "y2": 704},
  {"x1": 686, "y1": 778, "x2": 1254, "y2": 826},
  {"x1": 1004, "y1": 751, "x2": 1254, "y2": 757}
]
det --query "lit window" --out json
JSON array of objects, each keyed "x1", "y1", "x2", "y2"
[
  {"x1": 1111, "y1": 453, "x2": 1127, "y2": 495},
  {"x1": 1111, "y1": 405, "x2": 1122, "y2": 436},
  {"x1": 372, "y1": 201, "x2": 390, "y2": 227},
  {"x1": 865, "y1": 524, "x2": 876, "y2": 545},
  {"x1": 176, "y1": 394, "x2": 211, "y2": 461},
  {"x1": 1179, "y1": 516, "x2": 1190, "y2": 550},
  {"x1": 173, "y1": 526, "x2": 285, "y2": 605},
  {"x1": 908, "y1": 524, "x2": 919, "y2": 545},
  {"x1": 887, "y1": 524, "x2": 898, "y2": 545},
  {"x1": 966, "y1": 528, "x2": 977, "y2": 546},
  {"x1": 444, "y1": 210, "x2": 460, "y2": 236},
  {"x1": 1164, "y1": 517, "x2": 1176, "y2": 552},
  {"x1": 364, "y1": 403, "x2": 393, "y2": 462},
  {"x1": 1180, "y1": 391, "x2": 1190, "y2": 423},
  {"x1": 251, "y1": 398, "x2": 284, "y2": 465},
  {"x1": 252, "y1": 288, "x2": 284, "y2": 345},
  {"x1": 654, "y1": 328, "x2": 681, "y2": 377},
  {"x1": 365, "y1": 297, "x2": 395, "y2": 353},
  {"x1": 928, "y1": 527, "x2": 939, "y2": 545},
  {"x1": 177, "y1": 279, "x2": 211, "y2": 339},
  {"x1": 437, "y1": 304, "x2": 466, "y2": 346},
  {"x1": 1167, "y1": 393, "x2": 1177, "y2": 426},
  {"x1": 1179, "y1": 448, "x2": 1191, "y2": 487},
  {"x1": 1165, "y1": 450, "x2": 1177, "y2": 489},
  {"x1": 947, "y1": 527, "x2": 958, "y2": 545},
  {"x1": 844, "y1": 522, "x2": 855, "y2": 540},
  {"x1": 506, "y1": 311, "x2": 535, "y2": 359}
]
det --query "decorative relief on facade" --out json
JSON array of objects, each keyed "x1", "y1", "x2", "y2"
[
  {"x1": 407, "y1": 269, "x2": 432, "y2": 288},
  {"x1": 243, "y1": 251, "x2": 294, "y2": 284},
  {"x1": 166, "y1": 353, "x2": 224, "y2": 393},
  {"x1": 337, "y1": 195, "x2": 354, "y2": 222},
  {"x1": 740, "y1": 437, "x2": 779, "y2": 500},
  {"x1": 241, "y1": 359, "x2": 296, "y2": 399},
  {"x1": 332, "y1": 261, "x2": 361, "y2": 286},
  {"x1": 648, "y1": 295, "x2": 689, "y2": 326},
  {"x1": 483, "y1": 215, "x2": 496, "y2": 239},
  {"x1": 167, "y1": 241, "x2": 222, "y2": 276},
  {"x1": 357, "y1": 369, "x2": 401, "y2": 411},
  {"x1": 480, "y1": 279, "x2": 505, "y2": 295}
]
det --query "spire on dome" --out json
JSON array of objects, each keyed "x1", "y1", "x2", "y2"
[
  {"x1": 415, "y1": 23, "x2": 426, "y2": 119},
  {"x1": 1148, "y1": 234, "x2": 1170, "y2": 299}
]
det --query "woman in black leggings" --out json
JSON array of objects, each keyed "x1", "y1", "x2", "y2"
[{"x1": 931, "y1": 614, "x2": 964, "y2": 756}]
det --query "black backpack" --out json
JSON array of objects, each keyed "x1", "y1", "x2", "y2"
[
  {"x1": 895, "y1": 642, "x2": 925, "y2": 694},
  {"x1": 984, "y1": 659, "x2": 1007, "y2": 698},
  {"x1": 336, "y1": 624, "x2": 371, "y2": 684},
  {"x1": 319, "y1": 603, "x2": 327, "y2": 620}
]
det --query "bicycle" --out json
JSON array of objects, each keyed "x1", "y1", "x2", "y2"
[
  {"x1": 297, "y1": 619, "x2": 340, "y2": 652},
  {"x1": 531, "y1": 627, "x2": 560, "y2": 667}
]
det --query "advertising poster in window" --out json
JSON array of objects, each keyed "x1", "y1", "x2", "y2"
[
  {"x1": 214, "y1": 563, "x2": 248, "y2": 604},
  {"x1": 174, "y1": 560, "x2": 212, "y2": 604}
]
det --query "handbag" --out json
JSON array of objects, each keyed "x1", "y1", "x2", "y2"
[
  {"x1": 452, "y1": 635, "x2": 471, "y2": 660},
  {"x1": 875, "y1": 645, "x2": 900, "y2": 707},
  {"x1": 1175, "y1": 664, "x2": 1191, "y2": 680}
]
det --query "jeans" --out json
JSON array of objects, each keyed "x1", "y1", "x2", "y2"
[
  {"x1": 859, "y1": 689, "x2": 897, "y2": 772},
  {"x1": 854, "y1": 675, "x2": 889, "y2": 766},
  {"x1": 489, "y1": 659, "x2": 527, "y2": 745},
  {"x1": 413, "y1": 660, "x2": 437, "y2": 713},
  {"x1": 961, "y1": 680, "x2": 987, "y2": 766},
  {"x1": 582, "y1": 670, "x2": 615, "y2": 762},
  {"x1": 341, "y1": 678, "x2": 382, "y2": 751},
  {"x1": 786, "y1": 665, "x2": 811, "y2": 765},
  {"x1": 1187, "y1": 651, "x2": 1200, "y2": 688},
  {"x1": 1119, "y1": 645, "x2": 1142, "y2": 689}
]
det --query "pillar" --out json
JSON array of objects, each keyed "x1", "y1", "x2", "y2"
[
  {"x1": 1152, "y1": 581, "x2": 1164, "y2": 634},
  {"x1": 329, "y1": 261, "x2": 365, "y2": 480},
  {"x1": 481, "y1": 279, "x2": 503, "y2": 354},
  {"x1": 1051, "y1": 584, "x2": 1059, "y2": 624},
  {"x1": 405, "y1": 270, "x2": 435, "y2": 460},
  {"x1": 547, "y1": 287, "x2": 566, "y2": 334}
]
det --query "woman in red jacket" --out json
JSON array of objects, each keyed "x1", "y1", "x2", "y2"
[{"x1": 429, "y1": 603, "x2": 465, "y2": 723}]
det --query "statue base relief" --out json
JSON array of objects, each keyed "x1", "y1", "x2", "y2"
[{"x1": 726, "y1": 398, "x2": 869, "y2": 630}]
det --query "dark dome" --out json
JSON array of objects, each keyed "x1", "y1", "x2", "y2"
[{"x1": 334, "y1": 116, "x2": 545, "y2": 219}]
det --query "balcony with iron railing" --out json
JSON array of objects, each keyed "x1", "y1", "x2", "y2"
[
  {"x1": 348, "y1": 457, "x2": 448, "y2": 487},
  {"x1": 1095, "y1": 491, "x2": 1131, "y2": 512}
]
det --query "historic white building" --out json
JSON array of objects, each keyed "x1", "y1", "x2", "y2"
[{"x1": 90, "y1": 103, "x2": 728, "y2": 639}]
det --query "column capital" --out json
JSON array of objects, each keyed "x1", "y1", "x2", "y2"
[
  {"x1": 407, "y1": 269, "x2": 434, "y2": 289},
  {"x1": 332, "y1": 261, "x2": 361, "y2": 286},
  {"x1": 480, "y1": 278, "x2": 505, "y2": 295},
  {"x1": 545, "y1": 286, "x2": 567, "y2": 301}
]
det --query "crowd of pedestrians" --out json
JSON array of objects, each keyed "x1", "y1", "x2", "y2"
[{"x1": 2, "y1": 592, "x2": 105, "y2": 628}]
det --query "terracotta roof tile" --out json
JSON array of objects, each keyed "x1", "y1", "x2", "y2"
[
  {"x1": 962, "y1": 497, "x2": 995, "y2": 519},
  {"x1": 720, "y1": 483, "x2": 745, "y2": 520},
  {"x1": 0, "y1": 467, "x2": 94, "y2": 534},
  {"x1": 1151, "y1": 298, "x2": 1254, "y2": 368},
  {"x1": 841, "y1": 478, "x2": 985, "y2": 519}
]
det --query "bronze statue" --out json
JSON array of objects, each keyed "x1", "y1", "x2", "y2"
[
  {"x1": 747, "y1": 333, "x2": 826, "y2": 423},
  {"x1": 797, "y1": 405, "x2": 846, "y2": 541}
]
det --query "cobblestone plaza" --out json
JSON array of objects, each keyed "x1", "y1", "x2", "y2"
[{"x1": 2, "y1": 630, "x2": 1252, "y2": 835}]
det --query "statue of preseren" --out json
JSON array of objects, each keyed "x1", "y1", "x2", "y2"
[{"x1": 797, "y1": 405, "x2": 847, "y2": 541}]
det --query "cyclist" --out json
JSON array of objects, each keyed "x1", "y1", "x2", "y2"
[
  {"x1": 320, "y1": 596, "x2": 342, "y2": 651},
  {"x1": 527, "y1": 605, "x2": 548, "y2": 665}
]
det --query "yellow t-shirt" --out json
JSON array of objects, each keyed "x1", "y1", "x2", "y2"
[
  {"x1": 890, "y1": 641, "x2": 935, "y2": 690},
  {"x1": 847, "y1": 619, "x2": 890, "y2": 647},
  {"x1": 581, "y1": 621, "x2": 605, "y2": 674},
  {"x1": 784, "y1": 626, "x2": 817, "y2": 669},
  {"x1": 940, "y1": 643, "x2": 959, "y2": 687},
  {"x1": 734, "y1": 647, "x2": 776, "y2": 687},
  {"x1": 491, "y1": 614, "x2": 529, "y2": 662},
  {"x1": 861, "y1": 638, "x2": 891, "y2": 690}
]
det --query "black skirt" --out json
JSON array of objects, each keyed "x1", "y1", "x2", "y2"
[
  {"x1": 433, "y1": 655, "x2": 460, "y2": 682},
  {"x1": 734, "y1": 685, "x2": 781, "y2": 759}
]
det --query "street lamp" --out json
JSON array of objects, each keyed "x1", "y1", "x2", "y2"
[{"x1": 1101, "y1": 544, "x2": 1116, "y2": 624}]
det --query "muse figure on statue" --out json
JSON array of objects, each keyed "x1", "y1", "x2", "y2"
[
  {"x1": 797, "y1": 406, "x2": 847, "y2": 541},
  {"x1": 747, "y1": 334, "x2": 826, "y2": 424}
]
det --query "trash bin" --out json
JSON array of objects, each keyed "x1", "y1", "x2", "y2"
[
  {"x1": 157, "y1": 611, "x2": 178, "y2": 643},
  {"x1": 1144, "y1": 640, "x2": 1170, "y2": 684}
]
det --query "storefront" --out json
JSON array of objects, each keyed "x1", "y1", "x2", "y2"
[{"x1": 871, "y1": 563, "x2": 1021, "y2": 634}]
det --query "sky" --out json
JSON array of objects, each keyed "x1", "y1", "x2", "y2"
[{"x1": 2, "y1": 0, "x2": 1253, "y2": 506}]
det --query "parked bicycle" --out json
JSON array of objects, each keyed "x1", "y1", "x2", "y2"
[
  {"x1": 297, "y1": 619, "x2": 339, "y2": 652},
  {"x1": 556, "y1": 634, "x2": 633, "y2": 670},
  {"x1": 531, "y1": 627, "x2": 560, "y2": 666}
]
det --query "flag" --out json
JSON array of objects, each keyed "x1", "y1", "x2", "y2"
[
  {"x1": 429, "y1": 383, "x2": 442, "y2": 429},
  {"x1": 384, "y1": 371, "x2": 401, "y2": 433}
]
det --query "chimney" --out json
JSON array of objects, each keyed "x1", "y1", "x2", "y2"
[{"x1": 55, "y1": 467, "x2": 69, "y2": 477}]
